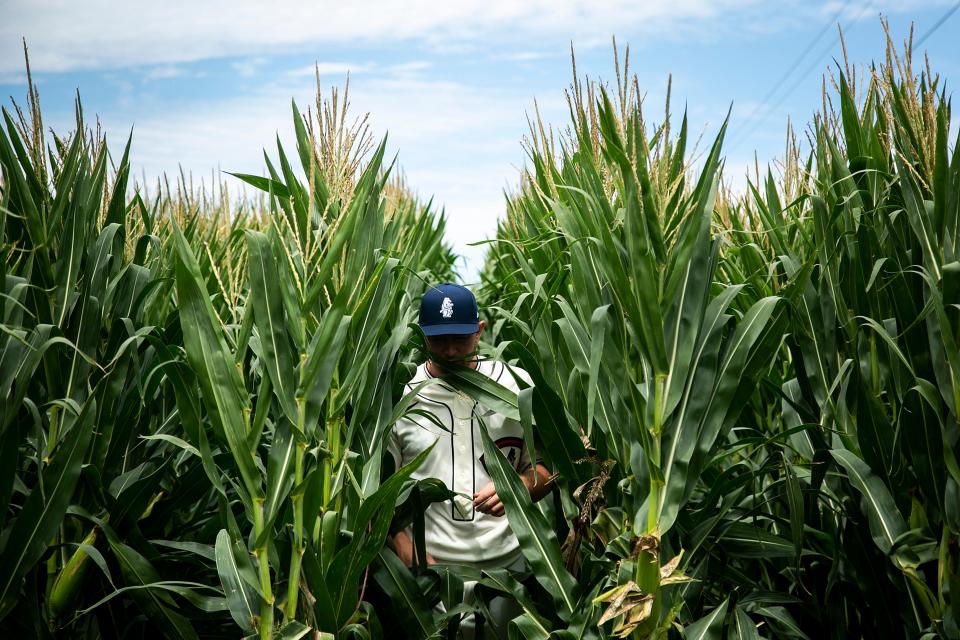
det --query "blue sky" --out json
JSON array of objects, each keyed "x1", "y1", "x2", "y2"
[{"x1": 2, "y1": 1, "x2": 958, "y2": 281}]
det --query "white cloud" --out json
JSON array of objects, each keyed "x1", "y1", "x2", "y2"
[
  {"x1": 4, "y1": 0, "x2": 787, "y2": 75},
  {"x1": 10, "y1": 0, "x2": 951, "y2": 281},
  {"x1": 491, "y1": 51, "x2": 552, "y2": 62},
  {"x1": 285, "y1": 62, "x2": 373, "y2": 78},
  {"x1": 143, "y1": 65, "x2": 185, "y2": 81},
  {"x1": 0, "y1": 71, "x2": 27, "y2": 85},
  {"x1": 387, "y1": 61, "x2": 432, "y2": 78},
  {"x1": 230, "y1": 57, "x2": 268, "y2": 78},
  {"x1": 73, "y1": 70, "x2": 548, "y2": 279}
]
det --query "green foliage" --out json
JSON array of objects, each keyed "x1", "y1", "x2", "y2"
[
  {"x1": 480, "y1": 36, "x2": 958, "y2": 639},
  {"x1": 2, "y1": 29, "x2": 958, "y2": 640},
  {"x1": 0, "y1": 73, "x2": 454, "y2": 638}
]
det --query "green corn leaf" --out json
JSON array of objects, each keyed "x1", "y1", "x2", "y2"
[
  {"x1": 74, "y1": 581, "x2": 227, "y2": 617},
  {"x1": 277, "y1": 621, "x2": 313, "y2": 640},
  {"x1": 152, "y1": 352, "x2": 227, "y2": 497},
  {"x1": 0, "y1": 394, "x2": 94, "y2": 620},
  {"x1": 478, "y1": 569, "x2": 551, "y2": 636},
  {"x1": 86, "y1": 222, "x2": 123, "y2": 299},
  {"x1": 108, "y1": 540, "x2": 199, "y2": 639},
  {"x1": 479, "y1": 424, "x2": 577, "y2": 618},
  {"x1": 104, "y1": 130, "x2": 133, "y2": 227},
  {"x1": 732, "y1": 607, "x2": 760, "y2": 640},
  {"x1": 139, "y1": 434, "x2": 200, "y2": 458},
  {"x1": 662, "y1": 196, "x2": 716, "y2": 422},
  {"x1": 753, "y1": 606, "x2": 810, "y2": 639},
  {"x1": 301, "y1": 545, "x2": 338, "y2": 632},
  {"x1": 678, "y1": 295, "x2": 781, "y2": 504},
  {"x1": 507, "y1": 342, "x2": 589, "y2": 486},
  {"x1": 721, "y1": 522, "x2": 797, "y2": 559},
  {"x1": 554, "y1": 298, "x2": 591, "y2": 374},
  {"x1": 508, "y1": 613, "x2": 552, "y2": 640},
  {"x1": 300, "y1": 308, "x2": 352, "y2": 433},
  {"x1": 172, "y1": 219, "x2": 262, "y2": 501},
  {"x1": 784, "y1": 455, "x2": 805, "y2": 559},
  {"x1": 656, "y1": 285, "x2": 742, "y2": 531},
  {"x1": 371, "y1": 548, "x2": 437, "y2": 637},
  {"x1": 831, "y1": 448, "x2": 907, "y2": 555},
  {"x1": 518, "y1": 385, "x2": 538, "y2": 476},
  {"x1": 896, "y1": 156, "x2": 942, "y2": 279},
  {"x1": 327, "y1": 444, "x2": 432, "y2": 626},
  {"x1": 246, "y1": 229, "x2": 298, "y2": 427},
  {"x1": 445, "y1": 363, "x2": 520, "y2": 421},
  {"x1": 263, "y1": 418, "x2": 297, "y2": 531},
  {"x1": 0, "y1": 418, "x2": 21, "y2": 533},
  {"x1": 684, "y1": 597, "x2": 728, "y2": 640},
  {"x1": 109, "y1": 458, "x2": 169, "y2": 529},
  {"x1": 228, "y1": 172, "x2": 291, "y2": 200},
  {"x1": 215, "y1": 529, "x2": 259, "y2": 634},
  {"x1": 586, "y1": 304, "x2": 610, "y2": 434},
  {"x1": 150, "y1": 540, "x2": 215, "y2": 562}
]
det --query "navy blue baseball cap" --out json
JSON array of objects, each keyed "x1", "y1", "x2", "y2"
[{"x1": 419, "y1": 283, "x2": 480, "y2": 336}]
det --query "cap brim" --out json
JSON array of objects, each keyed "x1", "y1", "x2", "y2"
[{"x1": 421, "y1": 323, "x2": 480, "y2": 337}]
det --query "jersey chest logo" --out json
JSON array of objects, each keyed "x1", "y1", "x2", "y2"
[{"x1": 479, "y1": 436, "x2": 524, "y2": 472}]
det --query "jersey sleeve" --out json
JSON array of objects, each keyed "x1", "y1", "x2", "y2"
[
  {"x1": 517, "y1": 428, "x2": 534, "y2": 472},
  {"x1": 503, "y1": 363, "x2": 534, "y2": 390},
  {"x1": 386, "y1": 423, "x2": 403, "y2": 471},
  {"x1": 501, "y1": 363, "x2": 538, "y2": 472},
  {"x1": 387, "y1": 379, "x2": 420, "y2": 472}
]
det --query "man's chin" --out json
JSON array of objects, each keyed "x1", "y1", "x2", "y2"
[{"x1": 428, "y1": 358, "x2": 475, "y2": 376}]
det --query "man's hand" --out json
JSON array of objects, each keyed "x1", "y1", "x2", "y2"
[
  {"x1": 473, "y1": 481, "x2": 505, "y2": 517},
  {"x1": 389, "y1": 530, "x2": 435, "y2": 568},
  {"x1": 473, "y1": 463, "x2": 555, "y2": 517}
]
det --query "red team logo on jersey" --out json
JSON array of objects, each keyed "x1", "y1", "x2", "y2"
[{"x1": 479, "y1": 437, "x2": 524, "y2": 472}]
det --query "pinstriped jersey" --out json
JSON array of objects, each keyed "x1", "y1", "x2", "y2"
[{"x1": 388, "y1": 360, "x2": 533, "y2": 565}]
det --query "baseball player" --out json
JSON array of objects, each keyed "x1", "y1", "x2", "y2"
[{"x1": 386, "y1": 282, "x2": 554, "y2": 639}]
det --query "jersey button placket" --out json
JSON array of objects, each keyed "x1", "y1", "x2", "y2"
[{"x1": 451, "y1": 397, "x2": 474, "y2": 520}]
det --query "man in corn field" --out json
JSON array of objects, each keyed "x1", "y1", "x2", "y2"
[{"x1": 387, "y1": 283, "x2": 554, "y2": 639}]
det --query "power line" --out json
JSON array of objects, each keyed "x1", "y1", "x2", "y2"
[
  {"x1": 915, "y1": 0, "x2": 960, "y2": 47},
  {"x1": 729, "y1": 0, "x2": 959, "y2": 156},
  {"x1": 727, "y1": 0, "x2": 875, "y2": 154},
  {"x1": 739, "y1": 1, "x2": 853, "y2": 135}
]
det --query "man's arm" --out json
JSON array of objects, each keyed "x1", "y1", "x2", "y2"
[
  {"x1": 523, "y1": 462, "x2": 554, "y2": 502},
  {"x1": 473, "y1": 462, "x2": 554, "y2": 517},
  {"x1": 387, "y1": 529, "x2": 435, "y2": 567}
]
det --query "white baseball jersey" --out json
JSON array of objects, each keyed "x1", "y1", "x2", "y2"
[{"x1": 388, "y1": 359, "x2": 534, "y2": 565}]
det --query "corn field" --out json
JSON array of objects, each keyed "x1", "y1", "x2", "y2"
[{"x1": 1, "y1": 32, "x2": 958, "y2": 639}]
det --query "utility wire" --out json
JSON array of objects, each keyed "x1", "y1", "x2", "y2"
[
  {"x1": 731, "y1": 0, "x2": 957, "y2": 154},
  {"x1": 915, "y1": 0, "x2": 960, "y2": 47},
  {"x1": 738, "y1": 1, "x2": 853, "y2": 136},
  {"x1": 727, "y1": 0, "x2": 875, "y2": 154}
]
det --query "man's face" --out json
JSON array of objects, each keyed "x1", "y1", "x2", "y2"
[{"x1": 425, "y1": 321, "x2": 485, "y2": 366}]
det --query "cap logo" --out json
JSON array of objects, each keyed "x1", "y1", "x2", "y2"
[{"x1": 440, "y1": 297, "x2": 454, "y2": 318}]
